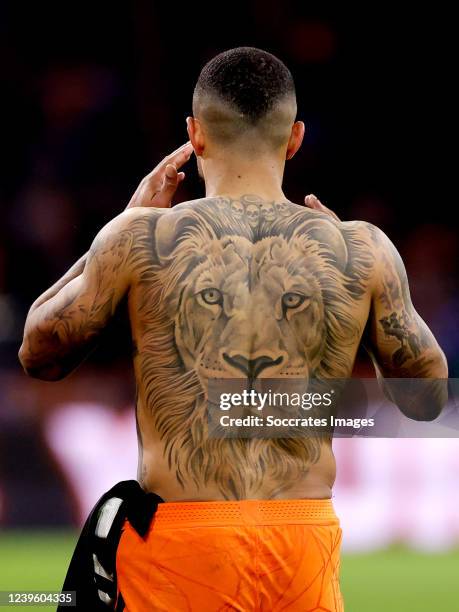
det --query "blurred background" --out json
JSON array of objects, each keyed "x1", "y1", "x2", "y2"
[{"x1": 0, "y1": 2, "x2": 458, "y2": 610}]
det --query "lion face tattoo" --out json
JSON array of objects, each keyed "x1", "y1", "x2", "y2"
[{"x1": 162, "y1": 234, "x2": 328, "y2": 388}]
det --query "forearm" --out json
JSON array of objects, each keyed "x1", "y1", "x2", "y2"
[{"x1": 20, "y1": 276, "x2": 88, "y2": 380}]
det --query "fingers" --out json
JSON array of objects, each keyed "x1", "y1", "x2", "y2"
[
  {"x1": 147, "y1": 142, "x2": 193, "y2": 181},
  {"x1": 304, "y1": 194, "x2": 341, "y2": 222},
  {"x1": 164, "y1": 165, "x2": 185, "y2": 184},
  {"x1": 151, "y1": 163, "x2": 182, "y2": 208},
  {"x1": 304, "y1": 194, "x2": 322, "y2": 209},
  {"x1": 133, "y1": 142, "x2": 192, "y2": 209},
  {"x1": 165, "y1": 141, "x2": 193, "y2": 170},
  {"x1": 128, "y1": 142, "x2": 191, "y2": 209},
  {"x1": 165, "y1": 163, "x2": 178, "y2": 181},
  {"x1": 162, "y1": 163, "x2": 179, "y2": 194}
]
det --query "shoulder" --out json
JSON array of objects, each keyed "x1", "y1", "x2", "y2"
[
  {"x1": 342, "y1": 220, "x2": 400, "y2": 247},
  {"x1": 95, "y1": 204, "x2": 204, "y2": 276},
  {"x1": 290, "y1": 208, "x2": 384, "y2": 251},
  {"x1": 338, "y1": 220, "x2": 399, "y2": 257},
  {"x1": 111, "y1": 206, "x2": 169, "y2": 229},
  {"x1": 86, "y1": 209, "x2": 169, "y2": 277},
  {"x1": 340, "y1": 219, "x2": 380, "y2": 239},
  {"x1": 93, "y1": 207, "x2": 172, "y2": 245}
]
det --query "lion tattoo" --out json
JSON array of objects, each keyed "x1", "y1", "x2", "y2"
[{"x1": 130, "y1": 199, "x2": 373, "y2": 497}]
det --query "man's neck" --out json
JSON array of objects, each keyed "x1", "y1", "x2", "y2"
[{"x1": 202, "y1": 153, "x2": 287, "y2": 201}]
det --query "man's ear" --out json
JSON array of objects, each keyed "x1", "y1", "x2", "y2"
[
  {"x1": 286, "y1": 121, "x2": 305, "y2": 160},
  {"x1": 186, "y1": 117, "x2": 205, "y2": 156}
]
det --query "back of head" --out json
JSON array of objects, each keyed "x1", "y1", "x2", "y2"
[{"x1": 193, "y1": 47, "x2": 297, "y2": 152}]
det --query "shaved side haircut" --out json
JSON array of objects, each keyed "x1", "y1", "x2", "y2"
[{"x1": 193, "y1": 47, "x2": 297, "y2": 150}]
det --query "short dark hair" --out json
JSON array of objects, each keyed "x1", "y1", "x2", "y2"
[{"x1": 193, "y1": 47, "x2": 295, "y2": 124}]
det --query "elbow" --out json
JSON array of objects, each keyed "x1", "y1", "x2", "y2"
[
  {"x1": 398, "y1": 378, "x2": 449, "y2": 422},
  {"x1": 416, "y1": 352, "x2": 449, "y2": 420},
  {"x1": 18, "y1": 342, "x2": 32, "y2": 375},
  {"x1": 406, "y1": 403, "x2": 444, "y2": 422},
  {"x1": 382, "y1": 375, "x2": 449, "y2": 422},
  {"x1": 18, "y1": 343, "x2": 66, "y2": 382},
  {"x1": 425, "y1": 346, "x2": 448, "y2": 379},
  {"x1": 437, "y1": 350, "x2": 449, "y2": 379}
]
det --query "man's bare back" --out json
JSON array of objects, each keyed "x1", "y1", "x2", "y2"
[
  {"x1": 19, "y1": 185, "x2": 447, "y2": 502},
  {"x1": 128, "y1": 196, "x2": 370, "y2": 501}
]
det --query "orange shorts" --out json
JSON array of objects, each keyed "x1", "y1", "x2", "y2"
[{"x1": 116, "y1": 498, "x2": 344, "y2": 611}]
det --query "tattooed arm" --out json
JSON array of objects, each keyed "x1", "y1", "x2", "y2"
[
  {"x1": 365, "y1": 226, "x2": 448, "y2": 420},
  {"x1": 18, "y1": 210, "x2": 141, "y2": 381},
  {"x1": 303, "y1": 195, "x2": 448, "y2": 419},
  {"x1": 18, "y1": 142, "x2": 193, "y2": 381}
]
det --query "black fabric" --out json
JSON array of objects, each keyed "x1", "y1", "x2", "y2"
[{"x1": 58, "y1": 480, "x2": 163, "y2": 611}]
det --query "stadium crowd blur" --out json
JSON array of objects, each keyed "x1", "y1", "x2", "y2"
[{"x1": 0, "y1": 4, "x2": 458, "y2": 546}]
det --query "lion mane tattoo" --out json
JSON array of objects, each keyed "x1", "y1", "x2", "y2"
[{"x1": 127, "y1": 197, "x2": 373, "y2": 498}]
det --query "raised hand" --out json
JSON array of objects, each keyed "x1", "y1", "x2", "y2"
[{"x1": 126, "y1": 142, "x2": 193, "y2": 209}]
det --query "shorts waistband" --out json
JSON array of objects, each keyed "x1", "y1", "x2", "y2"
[{"x1": 152, "y1": 498, "x2": 337, "y2": 527}]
